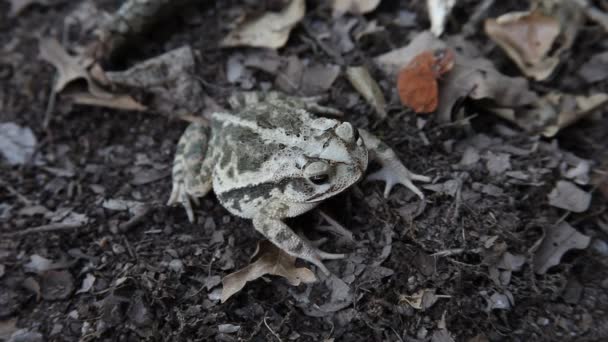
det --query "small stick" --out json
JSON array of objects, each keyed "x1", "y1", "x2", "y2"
[{"x1": 6, "y1": 222, "x2": 84, "y2": 236}]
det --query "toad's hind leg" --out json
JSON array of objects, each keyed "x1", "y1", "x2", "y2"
[{"x1": 168, "y1": 123, "x2": 216, "y2": 222}]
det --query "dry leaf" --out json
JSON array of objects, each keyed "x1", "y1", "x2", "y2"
[
  {"x1": 68, "y1": 92, "x2": 147, "y2": 112},
  {"x1": 397, "y1": 49, "x2": 454, "y2": 113},
  {"x1": 427, "y1": 0, "x2": 456, "y2": 37},
  {"x1": 76, "y1": 273, "x2": 96, "y2": 294},
  {"x1": 221, "y1": 240, "x2": 316, "y2": 302},
  {"x1": 345, "y1": 66, "x2": 387, "y2": 119},
  {"x1": 533, "y1": 222, "x2": 590, "y2": 274},
  {"x1": 0, "y1": 122, "x2": 37, "y2": 165},
  {"x1": 485, "y1": 10, "x2": 560, "y2": 81},
  {"x1": 484, "y1": 0, "x2": 584, "y2": 81},
  {"x1": 221, "y1": 0, "x2": 306, "y2": 49},
  {"x1": 38, "y1": 38, "x2": 94, "y2": 93},
  {"x1": 542, "y1": 92, "x2": 608, "y2": 137},
  {"x1": 399, "y1": 288, "x2": 450, "y2": 310},
  {"x1": 331, "y1": 0, "x2": 381, "y2": 17},
  {"x1": 9, "y1": 0, "x2": 49, "y2": 17},
  {"x1": 0, "y1": 319, "x2": 18, "y2": 340},
  {"x1": 548, "y1": 180, "x2": 591, "y2": 213}
]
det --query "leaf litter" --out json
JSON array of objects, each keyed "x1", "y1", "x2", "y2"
[{"x1": 4, "y1": 0, "x2": 608, "y2": 340}]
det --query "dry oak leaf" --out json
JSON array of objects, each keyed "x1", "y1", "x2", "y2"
[
  {"x1": 221, "y1": 0, "x2": 305, "y2": 49},
  {"x1": 221, "y1": 240, "x2": 316, "y2": 302},
  {"x1": 485, "y1": 10, "x2": 561, "y2": 81},
  {"x1": 397, "y1": 48, "x2": 454, "y2": 113},
  {"x1": 533, "y1": 222, "x2": 590, "y2": 274}
]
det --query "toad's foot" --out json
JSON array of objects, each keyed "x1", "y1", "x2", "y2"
[
  {"x1": 359, "y1": 129, "x2": 430, "y2": 199},
  {"x1": 367, "y1": 165, "x2": 431, "y2": 199},
  {"x1": 254, "y1": 211, "x2": 346, "y2": 275},
  {"x1": 167, "y1": 181, "x2": 200, "y2": 223}
]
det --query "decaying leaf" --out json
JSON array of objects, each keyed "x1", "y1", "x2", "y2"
[
  {"x1": 41, "y1": 270, "x2": 74, "y2": 300},
  {"x1": 221, "y1": 0, "x2": 306, "y2": 49},
  {"x1": 578, "y1": 51, "x2": 608, "y2": 83},
  {"x1": 397, "y1": 49, "x2": 454, "y2": 113},
  {"x1": 331, "y1": 0, "x2": 381, "y2": 17},
  {"x1": 221, "y1": 240, "x2": 316, "y2": 302},
  {"x1": 345, "y1": 66, "x2": 387, "y2": 119},
  {"x1": 533, "y1": 222, "x2": 591, "y2": 274},
  {"x1": 485, "y1": 10, "x2": 560, "y2": 81},
  {"x1": 548, "y1": 180, "x2": 591, "y2": 213},
  {"x1": 427, "y1": 0, "x2": 456, "y2": 37},
  {"x1": 399, "y1": 288, "x2": 450, "y2": 310},
  {"x1": 0, "y1": 122, "x2": 37, "y2": 166}
]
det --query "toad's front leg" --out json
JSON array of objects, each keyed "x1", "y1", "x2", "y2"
[
  {"x1": 359, "y1": 129, "x2": 430, "y2": 199},
  {"x1": 253, "y1": 203, "x2": 344, "y2": 275}
]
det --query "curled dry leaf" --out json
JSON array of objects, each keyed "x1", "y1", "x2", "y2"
[
  {"x1": 221, "y1": 240, "x2": 316, "y2": 302},
  {"x1": 485, "y1": 10, "x2": 560, "y2": 81},
  {"x1": 427, "y1": 0, "x2": 456, "y2": 37},
  {"x1": 397, "y1": 48, "x2": 454, "y2": 113},
  {"x1": 533, "y1": 222, "x2": 590, "y2": 274},
  {"x1": 345, "y1": 66, "x2": 387, "y2": 119},
  {"x1": 221, "y1": 0, "x2": 306, "y2": 49},
  {"x1": 331, "y1": 0, "x2": 381, "y2": 17}
]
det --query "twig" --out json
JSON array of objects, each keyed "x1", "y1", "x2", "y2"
[
  {"x1": 6, "y1": 222, "x2": 84, "y2": 236},
  {"x1": 0, "y1": 178, "x2": 32, "y2": 205},
  {"x1": 463, "y1": 0, "x2": 496, "y2": 36},
  {"x1": 431, "y1": 248, "x2": 481, "y2": 257},
  {"x1": 118, "y1": 205, "x2": 154, "y2": 232},
  {"x1": 263, "y1": 315, "x2": 283, "y2": 342}
]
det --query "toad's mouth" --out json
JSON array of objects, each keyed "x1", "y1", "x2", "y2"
[{"x1": 303, "y1": 167, "x2": 366, "y2": 203}]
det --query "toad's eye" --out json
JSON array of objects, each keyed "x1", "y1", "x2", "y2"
[
  {"x1": 304, "y1": 161, "x2": 330, "y2": 185},
  {"x1": 309, "y1": 174, "x2": 329, "y2": 185}
]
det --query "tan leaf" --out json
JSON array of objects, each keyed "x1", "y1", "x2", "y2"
[
  {"x1": 221, "y1": 0, "x2": 306, "y2": 49},
  {"x1": 543, "y1": 92, "x2": 608, "y2": 137},
  {"x1": 485, "y1": 10, "x2": 560, "y2": 81},
  {"x1": 221, "y1": 240, "x2": 316, "y2": 302},
  {"x1": 533, "y1": 222, "x2": 590, "y2": 274},
  {"x1": 331, "y1": 0, "x2": 381, "y2": 17},
  {"x1": 345, "y1": 66, "x2": 386, "y2": 119}
]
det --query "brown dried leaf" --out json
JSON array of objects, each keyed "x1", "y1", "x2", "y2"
[
  {"x1": 38, "y1": 38, "x2": 93, "y2": 93},
  {"x1": 485, "y1": 10, "x2": 561, "y2": 81},
  {"x1": 543, "y1": 92, "x2": 608, "y2": 137},
  {"x1": 221, "y1": 0, "x2": 306, "y2": 49},
  {"x1": 533, "y1": 222, "x2": 591, "y2": 274},
  {"x1": 221, "y1": 240, "x2": 316, "y2": 302}
]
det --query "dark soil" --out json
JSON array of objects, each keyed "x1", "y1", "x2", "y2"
[{"x1": 1, "y1": 1, "x2": 607, "y2": 341}]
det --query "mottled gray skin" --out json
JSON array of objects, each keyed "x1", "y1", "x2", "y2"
[{"x1": 168, "y1": 92, "x2": 429, "y2": 274}]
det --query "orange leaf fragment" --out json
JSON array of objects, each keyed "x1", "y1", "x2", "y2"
[{"x1": 397, "y1": 48, "x2": 454, "y2": 113}]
